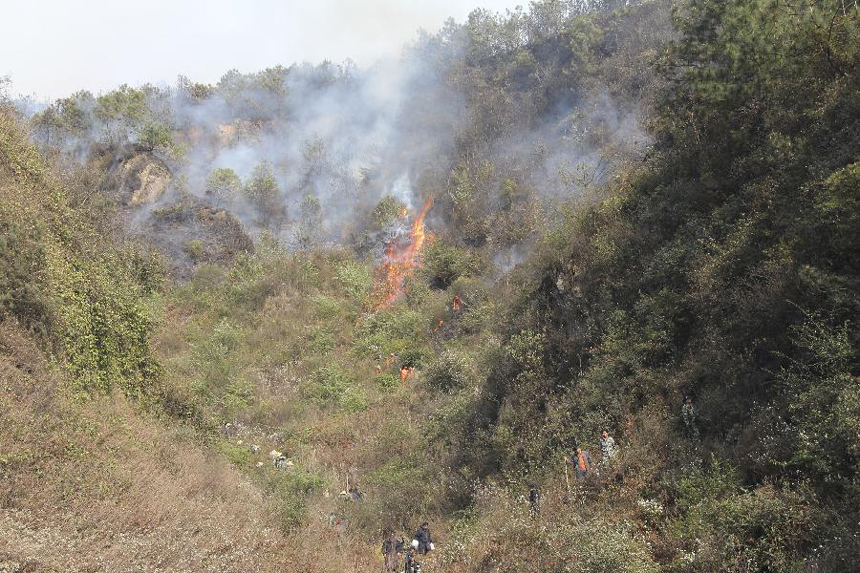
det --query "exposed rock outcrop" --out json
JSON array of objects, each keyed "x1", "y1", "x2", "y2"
[
  {"x1": 93, "y1": 145, "x2": 254, "y2": 279},
  {"x1": 99, "y1": 145, "x2": 171, "y2": 207}
]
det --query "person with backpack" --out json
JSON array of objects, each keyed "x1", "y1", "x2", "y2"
[{"x1": 413, "y1": 521, "x2": 433, "y2": 554}]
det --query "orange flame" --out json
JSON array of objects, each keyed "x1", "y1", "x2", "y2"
[{"x1": 373, "y1": 197, "x2": 434, "y2": 308}]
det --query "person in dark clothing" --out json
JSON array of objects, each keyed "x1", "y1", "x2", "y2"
[
  {"x1": 414, "y1": 521, "x2": 433, "y2": 554},
  {"x1": 404, "y1": 548, "x2": 421, "y2": 573},
  {"x1": 528, "y1": 482, "x2": 540, "y2": 517},
  {"x1": 682, "y1": 395, "x2": 700, "y2": 438},
  {"x1": 382, "y1": 532, "x2": 398, "y2": 572}
]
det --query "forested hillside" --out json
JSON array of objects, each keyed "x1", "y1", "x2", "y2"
[{"x1": 2, "y1": 1, "x2": 857, "y2": 571}]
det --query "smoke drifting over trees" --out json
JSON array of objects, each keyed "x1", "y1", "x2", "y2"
[
  {"x1": 2, "y1": 0, "x2": 858, "y2": 571},
  {"x1": 25, "y1": 0, "x2": 658, "y2": 263}
]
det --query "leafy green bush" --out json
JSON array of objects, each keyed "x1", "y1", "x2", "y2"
[
  {"x1": 424, "y1": 349, "x2": 472, "y2": 393},
  {"x1": 183, "y1": 239, "x2": 205, "y2": 262},
  {"x1": 374, "y1": 372, "x2": 399, "y2": 391},
  {"x1": 397, "y1": 345, "x2": 427, "y2": 369},
  {"x1": 216, "y1": 440, "x2": 254, "y2": 468},
  {"x1": 670, "y1": 480, "x2": 818, "y2": 572},
  {"x1": 370, "y1": 195, "x2": 407, "y2": 229},
  {"x1": 190, "y1": 318, "x2": 244, "y2": 396},
  {"x1": 422, "y1": 241, "x2": 483, "y2": 289},
  {"x1": 404, "y1": 277, "x2": 431, "y2": 307},
  {"x1": 302, "y1": 326, "x2": 335, "y2": 355},
  {"x1": 334, "y1": 260, "x2": 372, "y2": 303},
  {"x1": 151, "y1": 203, "x2": 184, "y2": 220},
  {"x1": 310, "y1": 294, "x2": 345, "y2": 320},
  {"x1": 205, "y1": 167, "x2": 242, "y2": 207},
  {"x1": 0, "y1": 217, "x2": 52, "y2": 338},
  {"x1": 137, "y1": 119, "x2": 173, "y2": 153},
  {"x1": 1, "y1": 108, "x2": 161, "y2": 397},
  {"x1": 304, "y1": 364, "x2": 367, "y2": 412},
  {"x1": 244, "y1": 161, "x2": 284, "y2": 229},
  {"x1": 361, "y1": 454, "x2": 440, "y2": 530},
  {"x1": 352, "y1": 306, "x2": 424, "y2": 358},
  {"x1": 262, "y1": 466, "x2": 324, "y2": 532}
]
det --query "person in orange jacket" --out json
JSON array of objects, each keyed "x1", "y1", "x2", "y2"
[{"x1": 565, "y1": 447, "x2": 592, "y2": 480}]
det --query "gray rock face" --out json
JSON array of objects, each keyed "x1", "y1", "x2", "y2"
[
  {"x1": 93, "y1": 145, "x2": 254, "y2": 280},
  {"x1": 100, "y1": 146, "x2": 171, "y2": 207}
]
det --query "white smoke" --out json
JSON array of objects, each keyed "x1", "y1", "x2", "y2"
[{"x1": 19, "y1": 1, "x2": 654, "y2": 270}]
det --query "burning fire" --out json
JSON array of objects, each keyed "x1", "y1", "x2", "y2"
[{"x1": 373, "y1": 197, "x2": 434, "y2": 307}]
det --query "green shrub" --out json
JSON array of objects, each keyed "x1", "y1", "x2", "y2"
[
  {"x1": 205, "y1": 167, "x2": 242, "y2": 207},
  {"x1": 674, "y1": 457, "x2": 740, "y2": 514},
  {"x1": 2, "y1": 109, "x2": 162, "y2": 397},
  {"x1": 374, "y1": 372, "x2": 399, "y2": 391},
  {"x1": 310, "y1": 294, "x2": 344, "y2": 320},
  {"x1": 304, "y1": 364, "x2": 367, "y2": 412},
  {"x1": 190, "y1": 318, "x2": 244, "y2": 395},
  {"x1": 303, "y1": 326, "x2": 335, "y2": 355},
  {"x1": 424, "y1": 349, "x2": 473, "y2": 393},
  {"x1": 404, "y1": 277, "x2": 431, "y2": 307},
  {"x1": 151, "y1": 203, "x2": 184, "y2": 220},
  {"x1": 264, "y1": 467, "x2": 324, "y2": 532},
  {"x1": 216, "y1": 440, "x2": 254, "y2": 468},
  {"x1": 0, "y1": 216, "x2": 52, "y2": 337},
  {"x1": 352, "y1": 306, "x2": 424, "y2": 358},
  {"x1": 183, "y1": 239, "x2": 205, "y2": 262},
  {"x1": 554, "y1": 520, "x2": 658, "y2": 573},
  {"x1": 422, "y1": 241, "x2": 483, "y2": 289},
  {"x1": 334, "y1": 260, "x2": 372, "y2": 303},
  {"x1": 362, "y1": 454, "x2": 439, "y2": 530},
  {"x1": 137, "y1": 119, "x2": 173, "y2": 153},
  {"x1": 370, "y1": 195, "x2": 407, "y2": 229}
]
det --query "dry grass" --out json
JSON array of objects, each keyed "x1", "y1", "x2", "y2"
[{"x1": 0, "y1": 322, "x2": 402, "y2": 572}]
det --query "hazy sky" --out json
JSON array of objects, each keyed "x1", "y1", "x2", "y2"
[{"x1": 2, "y1": 0, "x2": 523, "y2": 100}]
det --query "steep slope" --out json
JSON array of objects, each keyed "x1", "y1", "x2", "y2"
[
  {"x1": 3, "y1": 1, "x2": 857, "y2": 571},
  {"x1": 91, "y1": 145, "x2": 254, "y2": 279},
  {"x1": 0, "y1": 108, "x2": 311, "y2": 572}
]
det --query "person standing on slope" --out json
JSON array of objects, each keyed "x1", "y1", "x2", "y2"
[
  {"x1": 404, "y1": 547, "x2": 420, "y2": 573},
  {"x1": 682, "y1": 395, "x2": 699, "y2": 438},
  {"x1": 528, "y1": 482, "x2": 540, "y2": 517},
  {"x1": 413, "y1": 521, "x2": 433, "y2": 554},
  {"x1": 600, "y1": 430, "x2": 618, "y2": 465},
  {"x1": 565, "y1": 447, "x2": 592, "y2": 480},
  {"x1": 382, "y1": 532, "x2": 398, "y2": 572}
]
